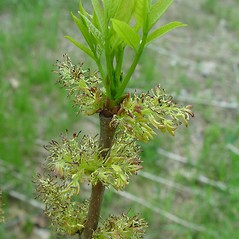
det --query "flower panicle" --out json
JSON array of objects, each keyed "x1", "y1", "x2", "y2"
[
  {"x1": 43, "y1": 132, "x2": 103, "y2": 197},
  {"x1": 38, "y1": 131, "x2": 143, "y2": 196},
  {"x1": 92, "y1": 213, "x2": 148, "y2": 239},
  {"x1": 91, "y1": 133, "x2": 143, "y2": 190},
  {"x1": 54, "y1": 54, "x2": 105, "y2": 115},
  {"x1": 112, "y1": 85, "x2": 194, "y2": 142},
  {"x1": 35, "y1": 131, "x2": 144, "y2": 235},
  {"x1": 34, "y1": 174, "x2": 89, "y2": 235}
]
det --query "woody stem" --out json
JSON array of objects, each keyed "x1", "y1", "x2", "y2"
[{"x1": 81, "y1": 112, "x2": 116, "y2": 239}]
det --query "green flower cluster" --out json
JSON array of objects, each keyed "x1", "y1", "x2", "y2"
[
  {"x1": 45, "y1": 133, "x2": 101, "y2": 195},
  {"x1": 91, "y1": 133, "x2": 143, "y2": 190},
  {"x1": 45, "y1": 132, "x2": 142, "y2": 192},
  {"x1": 35, "y1": 176, "x2": 89, "y2": 235},
  {"x1": 55, "y1": 55, "x2": 105, "y2": 115},
  {"x1": 36, "y1": 132, "x2": 143, "y2": 235},
  {"x1": 111, "y1": 85, "x2": 194, "y2": 142},
  {"x1": 93, "y1": 213, "x2": 148, "y2": 239}
]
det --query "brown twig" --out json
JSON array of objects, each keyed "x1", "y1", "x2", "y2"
[{"x1": 81, "y1": 112, "x2": 116, "y2": 239}]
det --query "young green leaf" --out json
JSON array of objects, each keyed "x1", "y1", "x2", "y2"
[
  {"x1": 134, "y1": 0, "x2": 150, "y2": 30},
  {"x1": 112, "y1": 19, "x2": 140, "y2": 51},
  {"x1": 148, "y1": 0, "x2": 174, "y2": 30},
  {"x1": 92, "y1": 0, "x2": 105, "y2": 32},
  {"x1": 146, "y1": 21, "x2": 186, "y2": 44},
  {"x1": 79, "y1": 13, "x2": 103, "y2": 45},
  {"x1": 115, "y1": 0, "x2": 136, "y2": 23},
  {"x1": 102, "y1": 0, "x2": 121, "y2": 19},
  {"x1": 71, "y1": 13, "x2": 96, "y2": 53},
  {"x1": 64, "y1": 36, "x2": 96, "y2": 60},
  {"x1": 79, "y1": 1, "x2": 92, "y2": 19}
]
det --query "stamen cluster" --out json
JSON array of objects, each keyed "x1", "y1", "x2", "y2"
[
  {"x1": 93, "y1": 213, "x2": 148, "y2": 239},
  {"x1": 112, "y1": 85, "x2": 194, "y2": 142},
  {"x1": 91, "y1": 133, "x2": 143, "y2": 190},
  {"x1": 55, "y1": 55, "x2": 105, "y2": 115},
  {"x1": 44, "y1": 132, "x2": 142, "y2": 191},
  {"x1": 35, "y1": 176, "x2": 88, "y2": 235},
  {"x1": 35, "y1": 132, "x2": 144, "y2": 235}
]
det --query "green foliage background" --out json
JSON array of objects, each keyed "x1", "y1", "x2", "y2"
[{"x1": 0, "y1": 0, "x2": 239, "y2": 238}]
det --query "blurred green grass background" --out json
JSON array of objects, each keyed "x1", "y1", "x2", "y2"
[{"x1": 0, "y1": 0, "x2": 239, "y2": 238}]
